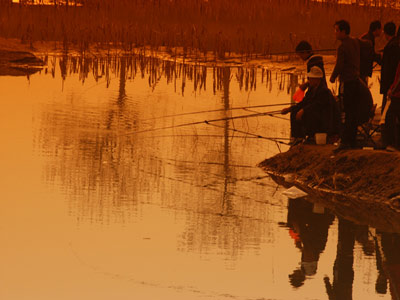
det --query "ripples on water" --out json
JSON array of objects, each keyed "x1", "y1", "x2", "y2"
[{"x1": 0, "y1": 54, "x2": 399, "y2": 300}]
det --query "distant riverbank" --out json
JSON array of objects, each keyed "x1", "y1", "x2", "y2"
[{"x1": 1, "y1": 0, "x2": 399, "y2": 57}]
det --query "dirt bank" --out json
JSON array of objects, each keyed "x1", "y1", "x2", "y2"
[
  {"x1": 0, "y1": 38, "x2": 45, "y2": 76},
  {"x1": 259, "y1": 145, "x2": 400, "y2": 211}
]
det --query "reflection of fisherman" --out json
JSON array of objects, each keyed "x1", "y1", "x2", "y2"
[
  {"x1": 324, "y1": 218, "x2": 356, "y2": 300},
  {"x1": 375, "y1": 232, "x2": 400, "y2": 298},
  {"x1": 283, "y1": 198, "x2": 334, "y2": 288},
  {"x1": 281, "y1": 66, "x2": 339, "y2": 145}
]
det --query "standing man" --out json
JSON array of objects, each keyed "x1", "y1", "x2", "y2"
[
  {"x1": 360, "y1": 20, "x2": 382, "y2": 83},
  {"x1": 295, "y1": 40, "x2": 328, "y2": 89},
  {"x1": 330, "y1": 20, "x2": 360, "y2": 151},
  {"x1": 380, "y1": 22, "x2": 400, "y2": 113}
]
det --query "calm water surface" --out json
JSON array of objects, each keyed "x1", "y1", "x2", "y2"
[{"x1": 0, "y1": 55, "x2": 398, "y2": 300}]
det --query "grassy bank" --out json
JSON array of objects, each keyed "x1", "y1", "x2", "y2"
[{"x1": 0, "y1": 0, "x2": 399, "y2": 57}]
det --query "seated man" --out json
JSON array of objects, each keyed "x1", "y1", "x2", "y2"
[{"x1": 281, "y1": 66, "x2": 339, "y2": 144}]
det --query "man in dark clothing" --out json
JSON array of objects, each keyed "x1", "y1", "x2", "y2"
[
  {"x1": 282, "y1": 66, "x2": 339, "y2": 144},
  {"x1": 381, "y1": 22, "x2": 400, "y2": 113},
  {"x1": 360, "y1": 20, "x2": 382, "y2": 83},
  {"x1": 330, "y1": 20, "x2": 361, "y2": 151},
  {"x1": 383, "y1": 62, "x2": 400, "y2": 151},
  {"x1": 295, "y1": 40, "x2": 327, "y2": 89}
]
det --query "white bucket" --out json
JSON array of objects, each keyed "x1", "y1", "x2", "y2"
[{"x1": 315, "y1": 133, "x2": 327, "y2": 145}]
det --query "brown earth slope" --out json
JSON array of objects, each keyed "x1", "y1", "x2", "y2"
[{"x1": 259, "y1": 145, "x2": 400, "y2": 209}]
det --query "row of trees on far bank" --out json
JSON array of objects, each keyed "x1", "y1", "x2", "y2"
[{"x1": 0, "y1": 0, "x2": 399, "y2": 56}]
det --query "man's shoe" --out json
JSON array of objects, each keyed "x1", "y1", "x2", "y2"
[
  {"x1": 289, "y1": 137, "x2": 304, "y2": 146},
  {"x1": 333, "y1": 143, "x2": 352, "y2": 154},
  {"x1": 303, "y1": 137, "x2": 316, "y2": 145},
  {"x1": 386, "y1": 145, "x2": 398, "y2": 152}
]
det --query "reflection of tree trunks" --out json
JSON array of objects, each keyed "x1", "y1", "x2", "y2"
[
  {"x1": 118, "y1": 57, "x2": 127, "y2": 108},
  {"x1": 106, "y1": 57, "x2": 126, "y2": 130},
  {"x1": 222, "y1": 67, "x2": 232, "y2": 214}
]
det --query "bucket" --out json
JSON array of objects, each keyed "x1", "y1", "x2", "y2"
[
  {"x1": 312, "y1": 203, "x2": 325, "y2": 214},
  {"x1": 315, "y1": 133, "x2": 327, "y2": 145}
]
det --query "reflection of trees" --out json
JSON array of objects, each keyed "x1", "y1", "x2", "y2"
[
  {"x1": 37, "y1": 55, "x2": 293, "y2": 265},
  {"x1": 52, "y1": 52, "x2": 300, "y2": 95}
]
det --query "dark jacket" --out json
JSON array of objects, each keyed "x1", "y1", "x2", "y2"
[
  {"x1": 292, "y1": 81, "x2": 339, "y2": 135},
  {"x1": 358, "y1": 37, "x2": 375, "y2": 78},
  {"x1": 357, "y1": 79, "x2": 374, "y2": 124},
  {"x1": 331, "y1": 36, "x2": 360, "y2": 83},
  {"x1": 381, "y1": 36, "x2": 400, "y2": 94},
  {"x1": 307, "y1": 55, "x2": 327, "y2": 86},
  {"x1": 361, "y1": 31, "x2": 381, "y2": 65},
  {"x1": 388, "y1": 63, "x2": 400, "y2": 100}
]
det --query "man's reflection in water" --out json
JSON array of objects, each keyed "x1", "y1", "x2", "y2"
[
  {"x1": 282, "y1": 198, "x2": 335, "y2": 288},
  {"x1": 324, "y1": 220, "x2": 389, "y2": 300},
  {"x1": 324, "y1": 218, "x2": 356, "y2": 300},
  {"x1": 375, "y1": 232, "x2": 400, "y2": 298}
]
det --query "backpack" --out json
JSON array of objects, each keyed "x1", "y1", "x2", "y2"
[
  {"x1": 357, "y1": 79, "x2": 374, "y2": 125},
  {"x1": 358, "y1": 38, "x2": 374, "y2": 78}
]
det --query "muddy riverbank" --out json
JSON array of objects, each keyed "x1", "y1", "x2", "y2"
[
  {"x1": 259, "y1": 145, "x2": 400, "y2": 215},
  {"x1": 0, "y1": 38, "x2": 44, "y2": 76}
]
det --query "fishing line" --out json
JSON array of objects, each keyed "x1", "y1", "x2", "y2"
[
  {"x1": 140, "y1": 103, "x2": 292, "y2": 122},
  {"x1": 119, "y1": 108, "x2": 288, "y2": 136},
  {"x1": 242, "y1": 108, "x2": 289, "y2": 121},
  {"x1": 138, "y1": 134, "x2": 290, "y2": 140},
  {"x1": 204, "y1": 122, "x2": 290, "y2": 145},
  {"x1": 262, "y1": 48, "x2": 337, "y2": 57}
]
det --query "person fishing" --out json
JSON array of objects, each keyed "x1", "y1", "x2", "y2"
[
  {"x1": 382, "y1": 60, "x2": 400, "y2": 152},
  {"x1": 292, "y1": 41, "x2": 327, "y2": 103},
  {"x1": 330, "y1": 20, "x2": 361, "y2": 152},
  {"x1": 360, "y1": 20, "x2": 382, "y2": 84},
  {"x1": 281, "y1": 66, "x2": 339, "y2": 145},
  {"x1": 380, "y1": 22, "x2": 400, "y2": 114}
]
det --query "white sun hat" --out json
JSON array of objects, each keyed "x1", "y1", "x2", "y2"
[{"x1": 307, "y1": 66, "x2": 323, "y2": 78}]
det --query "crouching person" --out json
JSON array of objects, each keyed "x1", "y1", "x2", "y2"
[{"x1": 281, "y1": 66, "x2": 340, "y2": 145}]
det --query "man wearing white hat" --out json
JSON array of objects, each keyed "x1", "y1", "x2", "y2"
[{"x1": 282, "y1": 66, "x2": 340, "y2": 145}]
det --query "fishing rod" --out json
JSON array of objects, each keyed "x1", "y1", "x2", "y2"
[
  {"x1": 260, "y1": 48, "x2": 337, "y2": 57},
  {"x1": 137, "y1": 134, "x2": 290, "y2": 140},
  {"x1": 242, "y1": 108, "x2": 289, "y2": 121},
  {"x1": 119, "y1": 108, "x2": 288, "y2": 136},
  {"x1": 205, "y1": 122, "x2": 290, "y2": 145},
  {"x1": 140, "y1": 103, "x2": 292, "y2": 122}
]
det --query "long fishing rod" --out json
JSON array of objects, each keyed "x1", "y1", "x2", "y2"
[
  {"x1": 119, "y1": 108, "x2": 288, "y2": 136},
  {"x1": 141, "y1": 103, "x2": 292, "y2": 122},
  {"x1": 205, "y1": 122, "x2": 290, "y2": 145},
  {"x1": 242, "y1": 108, "x2": 289, "y2": 121},
  {"x1": 260, "y1": 48, "x2": 337, "y2": 57},
  {"x1": 138, "y1": 134, "x2": 290, "y2": 140}
]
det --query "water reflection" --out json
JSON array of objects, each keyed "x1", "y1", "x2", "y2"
[
  {"x1": 282, "y1": 198, "x2": 334, "y2": 288},
  {"x1": 377, "y1": 232, "x2": 400, "y2": 298},
  {"x1": 54, "y1": 52, "x2": 289, "y2": 94},
  {"x1": 11, "y1": 53, "x2": 396, "y2": 299}
]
